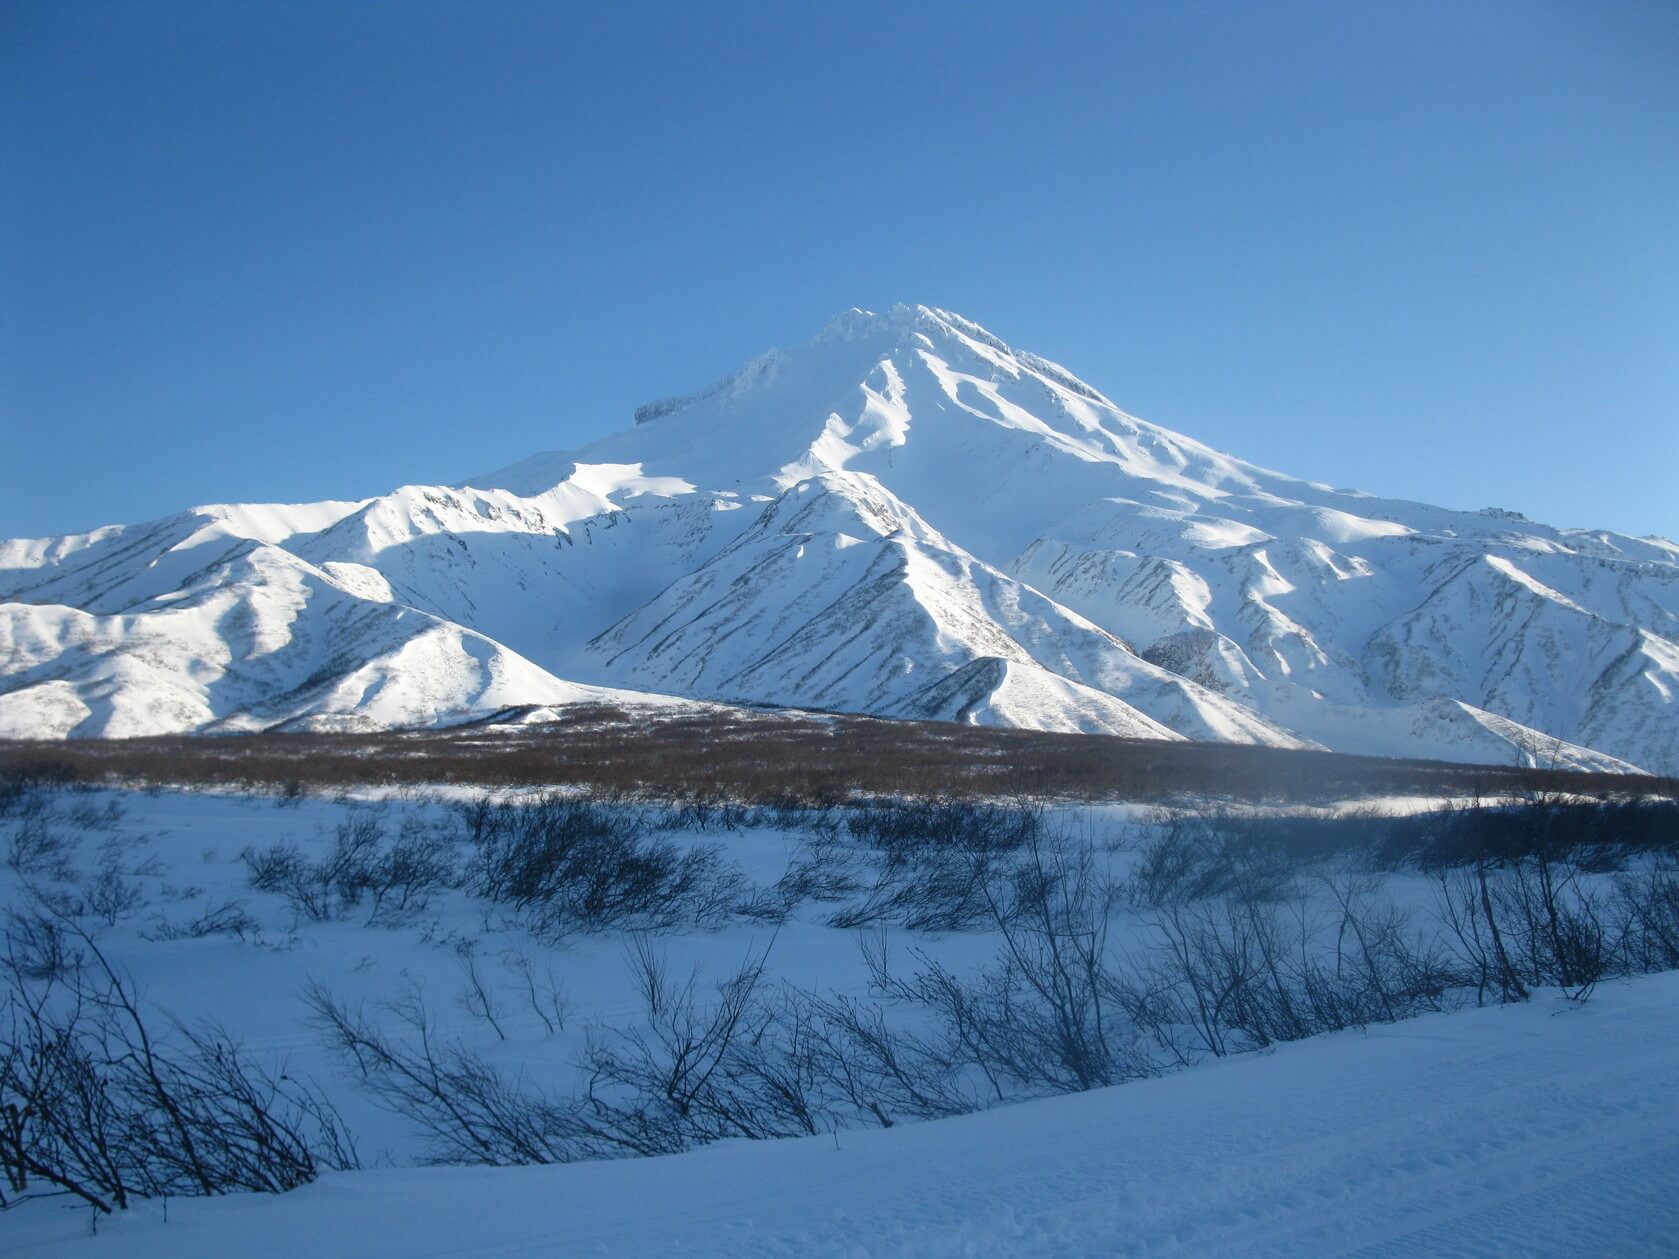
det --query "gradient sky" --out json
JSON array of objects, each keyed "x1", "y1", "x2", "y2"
[{"x1": 4, "y1": 0, "x2": 1676, "y2": 540}]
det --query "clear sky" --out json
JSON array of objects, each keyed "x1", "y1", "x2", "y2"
[{"x1": 4, "y1": 0, "x2": 1675, "y2": 540}]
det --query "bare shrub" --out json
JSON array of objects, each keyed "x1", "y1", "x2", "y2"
[
  {"x1": 363, "y1": 822, "x2": 457, "y2": 922},
  {"x1": 0, "y1": 775, "x2": 41, "y2": 820},
  {"x1": 1612, "y1": 865, "x2": 1679, "y2": 973},
  {"x1": 1127, "y1": 809, "x2": 1298, "y2": 908},
  {"x1": 828, "y1": 801, "x2": 1044, "y2": 931},
  {"x1": 306, "y1": 982, "x2": 643, "y2": 1165},
  {"x1": 316, "y1": 807, "x2": 390, "y2": 911},
  {"x1": 78, "y1": 863, "x2": 148, "y2": 927},
  {"x1": 307, "y1": 937, "x2": 967, "y2": 1166},
  {"x1": 582, "y1": 939, "x2": 806, "y2": 1143},
  {"x1": 460, "y1": 795, "x2": 746, "y2": 936},
  {"x1": 845, "y1": 800, "x2": 1041, "y2": 852},
  {"x1": 243, "y1": 806, "x2": 453, "y2": 924},
  {"x1": 1320, "y1": 875, "x2": 1459, "y2": 1020},
  {"x1": 654, "y1": 793, "x2": 752, "y2": 834},
  {"x1": 1431, "y1": 844, "x2": 1619, "y2": 1003},
  {"x1": 793, "y1": 985, "x2": 974, "y2": 1126},
  {"x1": 454, "y1": 942, "x2": 508, "y2": 1041},
  {"x1": 142, "y1": 899, "x2": 259, "y2": 942},
  {"x1": 774, "y1": 830, "x2": 867, "y2": 906},
  {"x1": 1489, "y1": 853, "x2": 1616, "y2": 1000},
  {"x1": 241, "y1": 842, "x2": 333, "y2": 920},
  {"x1": 295, "y1": 814, "x2": 1679, "y2": 1180},
  {"x1": 1, "y1": 915, "x2": 355, "y2": 1213},
  {"x1": 65, "y1": 796, "x2": 126, "y2": 833},
  {"x1": 3, "y1": 909, "x2": 81, "y2": 983},
  {"x1": 502, "y1": 948, "x2": 569, "y2": 1035},
  {"x1": 0, "y1": 765, "x2": 74, "y2": 821},
  {"x1": 5, "y1": 809, "x2": 74, "y2": 879},
  {"x1": 1131, "y1": 871, "x2": 1465, "y2": 1062},
  {"x1": 1432, "y1": 861, "x2": 1529, "y2": 1004},
  {"x1": 1416, "y1": 798, "x2": 1679, "y2": 870},
  {"x1": 868, "y1": 826, "x2": 1149, "y2": 1095},
  {"x1": 1115, "y1": 799, "x2": 1679, "y2": 886}
]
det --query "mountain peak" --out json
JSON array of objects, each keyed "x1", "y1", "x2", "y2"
[
  {"x1": 811, "y1": 304, "x2": 1013, "y2": 353},
  {"x1": 812, "y1": 304, "x2": 1116, "y2": 408},
  {"x1": 632, "y1": 305, "x2": 949, "y2": 426},
  {"x1": 630, "y1": 303, "x2": 1112, "y2": 431}
]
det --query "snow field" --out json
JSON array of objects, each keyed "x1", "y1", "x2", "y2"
[{"x1": 4, "y1": 783, "x2": 1678, "y2": 1256}]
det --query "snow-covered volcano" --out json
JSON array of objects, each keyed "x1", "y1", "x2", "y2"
[{"x1": 4, "y1": 304, "x2": 1675, "y2": 771}]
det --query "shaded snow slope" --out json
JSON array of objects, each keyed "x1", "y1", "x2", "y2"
[
  {"x1": 3, "y1": 304, "x2": 1673, "y2": 765},
  {"x1": 17, "y1": 970, "x2": 1679, "y2": 1258}
]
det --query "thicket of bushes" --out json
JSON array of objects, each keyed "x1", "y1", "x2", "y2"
[
  {"x1": 237, "y1": 796, "x2": 751, "y2": 938},
  {"x1": 1142, "y1": 799, "x2": 1679, "y2": 876},
  {"x1": 242, "y1": 807, "x2": 456, "y2": 925},
  {"x1": 306, "y1": 794, "x2": 1679, "y2": 1166},
  {"x1": 6, "y1": 706, "x2": 1673, "y2": 806}
]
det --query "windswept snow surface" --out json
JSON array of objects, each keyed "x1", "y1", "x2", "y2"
[
  {"x1": 4, "y1": 305, "x2": 1674, "y2": 768},
  {"x1": 15, "y1": 974, "x2": 1679, "y2": 1257}
]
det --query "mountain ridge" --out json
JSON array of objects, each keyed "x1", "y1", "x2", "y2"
[{"x1": 3, "y1": 305, "x2": 1673, "y2": 773}]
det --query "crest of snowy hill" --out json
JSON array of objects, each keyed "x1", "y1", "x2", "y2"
[{"x1": 3, "y1": 303, "x2": 1675, "y2": 771}]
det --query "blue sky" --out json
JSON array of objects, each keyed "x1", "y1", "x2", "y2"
[{"x1": 3, "y1": 0, "x2": 1675, "y2": 539}]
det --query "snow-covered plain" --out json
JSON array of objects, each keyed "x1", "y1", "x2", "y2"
[
  {"x1": 3, "y1": 305, "x2": 1675, "y2": 771},
  {"x1": 5, "y1": 784, "x2": 1678, "y2": 1257}
]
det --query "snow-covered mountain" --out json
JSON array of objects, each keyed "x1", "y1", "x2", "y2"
[{"x1": 4, "y1": 304, "x2": 1674, "y2": 771}]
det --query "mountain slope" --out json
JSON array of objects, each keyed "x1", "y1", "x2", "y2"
[
  {"x1": 0, "y1": 517, "x2": 673, "y2": 738},
  {"x1": 587, "y1": 472, "x2": 1294, "y2": 745},
  {"x1": 2, "y1": 304, "x2": 1671, "y2": 770}
]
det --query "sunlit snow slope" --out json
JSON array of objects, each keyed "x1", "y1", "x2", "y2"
[{"x1": 3, "y1": 305, "x2": 1674, "y2": 769}]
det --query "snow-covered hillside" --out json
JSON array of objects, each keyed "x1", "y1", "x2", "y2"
[{"x1": 4, "y1": 304, "x2": 1674, "y2": 770}]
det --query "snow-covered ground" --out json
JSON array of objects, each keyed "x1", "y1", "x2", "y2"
[
  {"x1": 5, "y1": 784, "x2": 1678, "y2": 1256},
  {"x1": 13, "y1": 967, "x2": 1678, "y2": 1257}
]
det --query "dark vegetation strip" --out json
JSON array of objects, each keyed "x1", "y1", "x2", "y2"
[{"x1": 1, "y1": 705, "x2": 1674, "y2": 805}]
